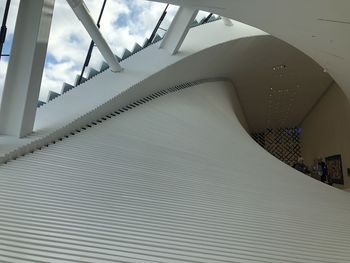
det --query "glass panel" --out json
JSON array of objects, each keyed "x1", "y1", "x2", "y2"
[
  {"x1": 39, "y1": 0, "x2": 178, "y2": 103},
  {"x1": 0, "y1": 0, "x2": 20, "y2": 103}
]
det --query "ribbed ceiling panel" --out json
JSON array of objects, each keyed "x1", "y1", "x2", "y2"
[{"x1": 0, "y1": 81, "x2": 349, "y2": 262}]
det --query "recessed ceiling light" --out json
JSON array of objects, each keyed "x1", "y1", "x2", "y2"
[{"x1": 272, "y1": 64, "x2": 287, "y2": 71}]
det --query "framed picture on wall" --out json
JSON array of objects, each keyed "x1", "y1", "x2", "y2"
[{"x1": 325, "y1": 154, "x2": 344, "y2": 185}]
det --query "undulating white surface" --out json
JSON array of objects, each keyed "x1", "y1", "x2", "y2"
[
  {"x1": 0, "y1": 20, "x2": 265, "y2": 162},
  {"x1": 0, "y1": 81, "x2": 349, "y2": 262}
]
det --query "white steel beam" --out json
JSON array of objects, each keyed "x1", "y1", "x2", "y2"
[
  {"x1": 0, "y1": 0, "x2": 55, "y2": 138},
  {"x1": 66, "y1": 0, "x2": 122, "y2": 72},
  {"x1": 159, "y1": 6, "x2": 198, "y2": 55}
]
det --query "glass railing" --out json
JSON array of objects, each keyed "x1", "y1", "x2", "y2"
[
  {"x1": 0, "y1": 2, "x2": 225, "y2": 108},
  {"x1": 37, "y1": 1, "x2": 178, "y2": 106}
]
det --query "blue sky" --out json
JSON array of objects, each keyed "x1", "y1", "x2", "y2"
[
  {"x1": 1, "y1": 33, "x2": 12, "y2": 56},
  {"x1": 0, "y1": 0, "x2": 209, "y2": 101}
]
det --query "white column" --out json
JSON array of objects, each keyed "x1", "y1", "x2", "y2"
[
  {"x1": 0, "y1": 0, "x2": 55, "y2": 138},
  {"x1": 66, "y1": 0, "x2": 122, "y2": 72},
  {"x1": 159, "y1": 6, "x2": 198, "y2": 55}
]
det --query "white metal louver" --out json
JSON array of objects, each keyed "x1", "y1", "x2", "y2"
[{"x1": 0, "y1": 81, "x2": 349, "y2": 262}]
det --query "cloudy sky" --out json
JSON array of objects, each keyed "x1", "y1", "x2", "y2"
[{"x1": 0, "y1": 0, "x2": 209, "y2": 102}]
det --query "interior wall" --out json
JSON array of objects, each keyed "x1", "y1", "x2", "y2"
[{"x1": 301, "y1": 82, "x2": 350, "y2": 189}]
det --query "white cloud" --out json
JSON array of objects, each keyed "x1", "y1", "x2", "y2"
[
  {"x1": 0, "y1": 58, "x2": 9, "y2": 102},
  {"x1": 0, "y1": 0, "x2": 19, "y2": 33},
  {"x1": 40, "y1": 0, "x2": 175, "y2": 101},
  {"x1": 0, "y1": 0, "x2": 212, "y2": 102},
  {"x1": 0, "y1": 0, "x2": 19, "y2": 101}
]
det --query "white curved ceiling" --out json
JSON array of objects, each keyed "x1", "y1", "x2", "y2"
[
  {"x1": 150, "y1": 0, "x2": 350, "y2": 99},
  {"x1": 220, "y1": 36, "x2": 333, "y2": 132},
  {"x1": 167, "y1": 35, "x2": 333, "y2": 132}
]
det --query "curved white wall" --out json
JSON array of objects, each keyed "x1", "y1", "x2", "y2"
[
  {"x1": 0, "y1": 20, "x2": 265, "y2": 163},
  {"x1": 0, "y1": 81, "x2": 349, "y2": 261},
  {"x1": 301, "y1": 82, "x2": 350, "y2": 188}
]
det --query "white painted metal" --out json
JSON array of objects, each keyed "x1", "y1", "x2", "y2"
[
  {"x1": 159, "y1": 6, "x2": 198, "y2": 55},
  {"x1": 0, "y1": 81, "x2": 349, "y2": 261},
  {"x1": 0, "y1": 0, "x2": 55, "y2": 138},
  {"x1": 66, "y1": 0, "x2": 122, "y2": 72}
]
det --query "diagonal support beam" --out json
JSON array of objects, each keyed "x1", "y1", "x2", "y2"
[
  {"x1": 0, "y1": 0, "x2": 55, "y2": 138},
  {"x1": 66, "y1": 0, "x2": 122, "y2": 72},
  {"x1": 159, "y1": 6, "x2": 198, "y2": 55}
]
